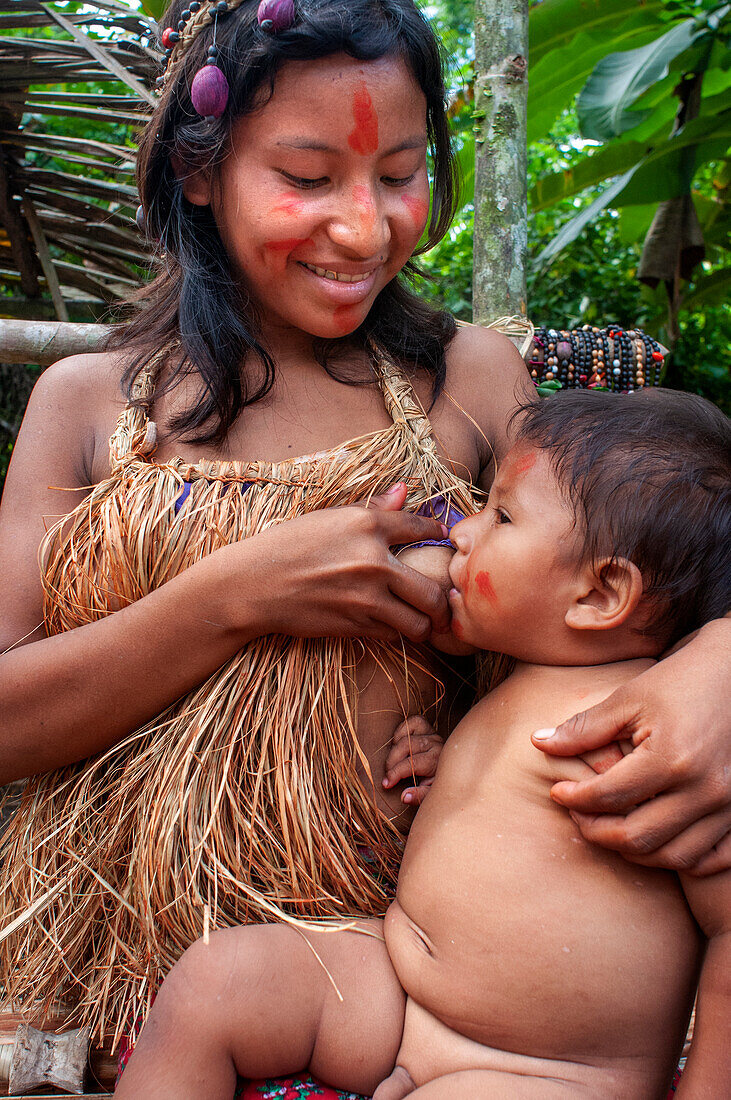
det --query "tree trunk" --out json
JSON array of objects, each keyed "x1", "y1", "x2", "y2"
[{"x1": 472, "y1": 0, "x2": 529, "y2": 322}]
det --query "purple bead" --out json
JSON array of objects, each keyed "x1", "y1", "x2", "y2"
[
  {"x1": 191, "y1": 63, "x2": 229, "y2": 118},
  {"x1": 257, "y1": 0, "x2": 295, "y2": 33}
]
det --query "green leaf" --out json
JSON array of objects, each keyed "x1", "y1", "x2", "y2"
[
  {"x1": 528, "y1": 14, "x2": 665, "y2": 143},
  {"x1": 577, "y1": 18, "x2": 704, "y2": 140},
  {"x1": 456, "y1": 132, "x2": 475, "y2": 206},
  {"x1": 615, "y1": 110, "x2": 731, "y2": 205},
  {"x1": 534, "y1": 169, "x2": 637, "y2": 269},
  {"x1": 682, "y1": 266, "x2": 731, "y2": 309},
  {"x1": 531, "y1": 105, "x2": 731, "y2": 211},
  {"x1": 138, "y1": 0, "x2": 166, "y2": 21},
  {"x1": 529, "y1": 0, "x2": 665, "y2": 67}
]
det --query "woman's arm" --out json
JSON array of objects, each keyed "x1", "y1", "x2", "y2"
[
  {"x1": 533, "y1": 615, "x2": 731, "y2": 874},
  {"x1": 0, "y1": 361, "x2": 449, "y2": 783}
]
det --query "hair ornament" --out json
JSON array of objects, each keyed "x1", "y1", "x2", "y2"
[
  {"x1": 257, "y1": 0, "x2": 296, "y2": 33},
  {"x1": 158, "y1": 0, "x2": 247, "y2": 98}
]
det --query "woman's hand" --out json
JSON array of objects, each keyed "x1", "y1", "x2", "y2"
[
  {"x1": 237, "y1": 484, "x2": 452, "y2": 644},
  {"x1": 532, "y1": 617, "x2": 731, "y2": 875},
  {"x1": 382, "y1": 715, "x2": 444, "y2": 806}
]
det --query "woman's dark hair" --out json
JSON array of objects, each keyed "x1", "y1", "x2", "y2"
[
  {"x1": 515, "y1": 388, "x2": 731, "y2": 647},
  {"x1": 110, "y1": 0, "x2": 459, "y2": 444}
]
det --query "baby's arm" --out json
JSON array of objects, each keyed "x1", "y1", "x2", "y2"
[{"x1": 674, "y1": 870, "x2": 731, "y2": 1097}]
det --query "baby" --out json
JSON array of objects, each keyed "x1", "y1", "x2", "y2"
[{"x1": 117, "y1": 388, "x2": 730, "y2": 1100}]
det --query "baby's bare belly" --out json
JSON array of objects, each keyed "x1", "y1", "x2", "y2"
[
  {"x1": 384, "y1": 787, "x2": 700, "y2": 1097},
  {"x1": 384, "y1": 897, "x2": 688, "y2": 1099},
  {"x1": 394, "y1": 995, "x2": 642, "y2": 1097}
]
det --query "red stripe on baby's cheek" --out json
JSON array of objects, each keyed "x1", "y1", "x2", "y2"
[
  {"x1": 401, "y1": 194, "x2": 428, "y2": 227},
  {"x1": 264, "y1": 237, "x2": 314, "y2": 252},
  {"x1": 452, "y1": 619, "x2": 464, "y2": 639},
  {"x1": 475, "y1": 571, "x2": 498, "y2": 606},
  {"x1": 348, "y1": 85, "x2": 379, "y2": 155}
]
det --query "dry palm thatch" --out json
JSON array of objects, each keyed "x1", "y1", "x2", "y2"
[
  {"x1": 0, "y1": 345, "x2": 483, "y2": 1048},
  {"x1": 0, "y1": 0, "x2": 158, "y2": 323}
]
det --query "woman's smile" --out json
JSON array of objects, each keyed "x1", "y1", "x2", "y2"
[{"x1": 181, "y1": 53, "x2": 430, "y2": 343}]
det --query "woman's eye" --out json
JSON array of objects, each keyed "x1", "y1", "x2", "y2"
[
  {"x1": 280, "y1": 172, "x2": 328, "y2": 190},
  {"x1": 495, "y1": 508, "x2": 511, "y2": 525},
  {"x1": 382, "y1": 173, "x2": 416, "y2": 187}
]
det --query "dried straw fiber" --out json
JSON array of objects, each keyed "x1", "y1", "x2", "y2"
[{"x1": 0, "y1": 342, "x2": 480, "y2": 1047}]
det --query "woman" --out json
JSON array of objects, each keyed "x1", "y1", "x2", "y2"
[{"x1": 0, "y1": 0, "x2": 728, "y2": 1049}]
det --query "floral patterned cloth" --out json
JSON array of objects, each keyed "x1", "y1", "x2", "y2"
[{"x1": 236, "y1": 1077, "x2": 365, "y2": 1099}]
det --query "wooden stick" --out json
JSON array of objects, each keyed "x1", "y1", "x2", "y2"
[{"x1": 0, "y1": 319, "x2": 109, "y2": 365}]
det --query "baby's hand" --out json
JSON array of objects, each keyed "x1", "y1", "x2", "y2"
[{"x1": 383, "y1": 715, "x2": 444, "y2": 806}]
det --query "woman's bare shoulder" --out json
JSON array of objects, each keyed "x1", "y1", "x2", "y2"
[
  {"x1": 28, "y1": 350, "x2": 128, "y2": 482},
  {"x1": 443, "y1": 322, "x2": 535, "y2": 476}
]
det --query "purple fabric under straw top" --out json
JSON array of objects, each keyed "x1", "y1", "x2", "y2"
[{"x1": 174, "y1": 483, "x2": 464, "y2": 548}]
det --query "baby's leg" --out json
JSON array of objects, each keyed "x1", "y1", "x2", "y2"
[{"x1": 115, "y1": 920, "x2": 405, "y2": 1100}]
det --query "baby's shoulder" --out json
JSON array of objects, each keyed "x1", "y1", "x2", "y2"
[
  {"x1": 456, "y1": 659, "x2": 656, "y2": 779},
  {"x1": 494, "y1": 658, "x2": 654, "y2": 718}
]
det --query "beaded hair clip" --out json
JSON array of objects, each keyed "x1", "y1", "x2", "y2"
[{"x1": 158, "y1": 0, "x2": 296, "y2": 120}]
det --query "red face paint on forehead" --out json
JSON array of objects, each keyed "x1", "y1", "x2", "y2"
[
  {"x1": 401, "y1": 194, "x2": 428, "y2": 227},
  {"x1": 348, "y1": 84, "x2": 379, "y2": 156},
  {"x1": 264, "y1": 237, "x2": 314, "y2": 252},
  {"x1": 514, "y1": 452, "x2": 536, "y2": 476},
  {"x1": 475, "y1": 571, "x2": 499, "y2": 607}
]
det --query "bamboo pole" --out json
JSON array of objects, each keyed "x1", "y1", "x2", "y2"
[
  {"x1": 472, "y1": 0, "x2": 529, "y2": 322},
  {"x1": 0, "y1": 319, "x2": 109, "y2": 365}
]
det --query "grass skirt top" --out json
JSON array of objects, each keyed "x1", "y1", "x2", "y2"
[{"x1": 0, "y1": 341, "x2": 479, "y2": 1047}]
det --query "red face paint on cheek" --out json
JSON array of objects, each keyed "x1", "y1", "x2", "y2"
[
  {"x1": 271, "y1": 194, "x2": 304, "y2": 216},
  {"x1": 348, "y1": 85, "x2": 379, "y2": 155},
  {"x1": 264, "y1": 237, "x2": 314, "y2": 252},
  {"x1": 452, "y1": 618, "x2": 465, "y2": 639},
  {"x1": 475, "y1": 571, "x2": 499, "y2": 607},
  {"x1": 401, "y1": 194, "x2": 428, "y2": 227}
]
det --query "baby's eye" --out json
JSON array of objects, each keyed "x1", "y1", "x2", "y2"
[
  {"x1": 495, "y1": 508, "x2": 511, "y2": 525},
  {"x1": 280, "y1": 172, "x2": 328, "y2": 190}
]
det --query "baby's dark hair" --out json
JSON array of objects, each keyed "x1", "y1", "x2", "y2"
[{"x1": 515, "y1": 388, "x2": 731, "y2": 647}]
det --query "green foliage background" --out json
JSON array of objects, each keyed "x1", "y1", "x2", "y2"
[{"x1": 420, "y1": 0, "x2": 730, "y2": 412}]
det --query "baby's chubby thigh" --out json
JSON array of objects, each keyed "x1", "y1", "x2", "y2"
[{"x1": 210, "y1": 919, "x2": 405, "y2": 1094}]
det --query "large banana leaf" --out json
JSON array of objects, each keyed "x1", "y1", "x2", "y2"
[
  {"x1": 0, "y1": 0, "x2": 159, "y2": 322},
  {"x1": 528, "y1": 7, "x2": 666, "y2": 143},
  {"x1": 529, "y1": 0, "x2": 665, "y2": 67},
  {"x1": 531, "y1": 93, "x2": 731, "y2": 211},
  {"x1": 576, "y1": 17, "x2": 706, "y2": 139}
]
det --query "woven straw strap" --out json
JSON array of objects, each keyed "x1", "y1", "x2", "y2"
[
  {"x1": 368, "y1": 340, "x2": 438, "y2": 455},
  {"x1": 109, "y1": 340, "x2": 438, "y2": 469},
  {"x1": 108, "y1": 346, "x2": 169, "y2": 468}
]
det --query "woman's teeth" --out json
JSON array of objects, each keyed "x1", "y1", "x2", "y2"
[{"x1": 302, "y1": 263, "x2": 370, "y2": 283}]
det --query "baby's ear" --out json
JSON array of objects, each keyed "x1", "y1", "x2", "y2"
[
  {"x1": 170, "y1": 154, "x2": 212, "y2": 207},
  {"x1": 565, "y1": 557, "x2": 643, "y2": 632}
]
